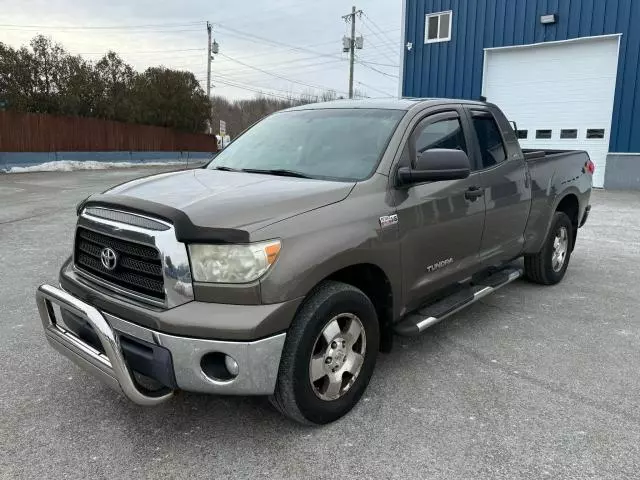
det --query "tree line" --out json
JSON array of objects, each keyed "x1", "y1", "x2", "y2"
[
  {"x1": 0, "y1": 35, "x2": 350, "y2": 136},
  {"x1": 0, "y1": 36, "x2": 211, "y2": 132},
  {"x1": 209, "y1": 90, "x2": 342, "y2": 138}
]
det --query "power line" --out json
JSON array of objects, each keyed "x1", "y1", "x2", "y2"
[
  {"x1": 215, "y1": 24, "x2": 347, "y2": 62},
  {"x1": 213, "y1": 77, "x2": 314, "y2": 97},
  {"x1": 76, "y1": 48, "x2": 205, "y2": 55},
  {"x1": 213, "y1": 38, "x2": 340, "y2": 64},
  {"x1": 355, "y1": 57, "x2": 399, "y2": 79},
  {"x1": 356, "y1": 81, "x2": 395, "y2": 98},
  {"x1": 216, "y1": 59, "x2": 345, "y2": 81},
  {"x1": 214, "y1": 24, "x2": 400, "y2": 65},
  {"x1": 217, "y1": 52, "x2": 349, "y2": 95},
  {"x1": 352, "y1": 58, "x2": 399, "y2": 68},
  {"x1": 191, "y1": 59, "x2": 345, "y2": 87},
  {"x1": 202, "y1": 76, "x2": 323, "y2": 101},
  {"x1": 359, "y1": 20, "x2": 399, "y2": 64},
  {"x1": 0, "y1": 21, "x2": 204, "y2": 30},
  {"x1": 214, "y1": 55, "x2": 344, "y2": 76},
  {"x1": 362, "y1": 13, "x2": 399, "y2": 48}
]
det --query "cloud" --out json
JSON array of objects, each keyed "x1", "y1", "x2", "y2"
[{"x1": 1, "y1": 0, "x2": 402, "y2": 100}]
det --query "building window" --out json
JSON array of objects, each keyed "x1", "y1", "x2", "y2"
[
  {"x1": 536, "y1": 129, "x2": 552, "y2": 139},
  {"x1": 516, "y1": 130, "x2": 528, "y2": 139},
  {"x1": 425, "y1": 11, "x2": 452, "y2": 43},
  {"x1": 587, "y1": 129, "x2": 605, "y2": 139},
  {"x1": 561, "y1": 129, "x2": 578, "y2": 139}
]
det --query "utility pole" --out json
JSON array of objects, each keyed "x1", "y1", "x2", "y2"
[
  {"x1": 206, "y1": 22, "x2": 219, "y2": 135},
  {"x1": 206, "y1": 21, "x2": 212, "y2": 101},
  {"x1": 342, "y1": 6, "x2": 363, "y2": 99}
]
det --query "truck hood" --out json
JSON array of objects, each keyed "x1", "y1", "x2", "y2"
[{"x1": 102, "y1": 169, "x2": 355, "y2": 231}]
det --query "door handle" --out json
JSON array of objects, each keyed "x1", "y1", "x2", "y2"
[{"x1": 465, "y1": 186, "x2": 484, "y2": 201}]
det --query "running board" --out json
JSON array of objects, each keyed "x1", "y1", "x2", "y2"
[{"x1": 393, "y1": 267, "x2": 523, "y2": 337}]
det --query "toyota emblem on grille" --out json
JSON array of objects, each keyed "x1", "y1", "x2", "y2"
[{"x1": 100, "y1": 247, "x2": 118, "y2": 271}]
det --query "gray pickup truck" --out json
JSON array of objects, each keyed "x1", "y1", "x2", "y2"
[{"x1": 36, "y1": 99, "x2": 593, "y2": 425}]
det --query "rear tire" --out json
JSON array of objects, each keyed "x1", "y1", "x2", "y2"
[
  {"x1": 270, "y1": 281, "x2": 379, "y2": 425},
  {"x1": 524, "y1": 211, "x2": 573, "y2": 285}
]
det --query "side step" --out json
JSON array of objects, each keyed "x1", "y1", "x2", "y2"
[{"x1": 393, "y1": 267, "x2": 523, "y2": 337}]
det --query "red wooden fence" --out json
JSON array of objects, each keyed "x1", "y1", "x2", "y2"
[{"x1": 0, "y1": 111, "x2": 217, "y2": 152}]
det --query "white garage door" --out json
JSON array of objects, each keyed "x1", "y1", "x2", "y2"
[{"x1": 483, "y1": 35, "x2": 620, "y2": 188}]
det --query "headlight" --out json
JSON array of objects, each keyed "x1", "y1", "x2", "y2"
[{"x1": 188, "y1": 240, "x2": 281, "y2": 283}]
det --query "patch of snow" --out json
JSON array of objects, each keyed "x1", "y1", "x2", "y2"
[{"x1": 6, "y1": 160, "x2": 189, "y2": 173}]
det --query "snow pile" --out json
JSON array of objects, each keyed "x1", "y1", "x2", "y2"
[{"x1": 6, "y1": 160, "x2": 194, "y2": 173}]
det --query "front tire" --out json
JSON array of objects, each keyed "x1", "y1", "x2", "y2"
[
  {"x1": 524, "y1": 211, "x2": 573, "y2": 285},
  {"x1": 270, "y1": 281, "x2": 379, "y2": 425}
]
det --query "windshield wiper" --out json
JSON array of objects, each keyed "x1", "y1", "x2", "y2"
[
  {"x1": 240, "y1": 168, "x2": 312, "y2": 179},
  {"x1": 213, "y1": 166, "x2": 240, "y2": 172}
]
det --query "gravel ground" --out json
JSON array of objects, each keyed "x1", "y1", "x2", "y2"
[{"x1": 1, "y1": 168, "x2": 639, "y2": 479}]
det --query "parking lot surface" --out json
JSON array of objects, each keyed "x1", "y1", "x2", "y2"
[{"x1": 1, "y1": 167, "x2": 639, "y2": 479}]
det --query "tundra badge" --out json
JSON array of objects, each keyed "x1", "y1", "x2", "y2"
[
  {"x1": 379, "y1": 214, "x2": 399, "y2": 228},
  {"x1": 427, "y1": 258, "x2": 454, "y2": 272}
]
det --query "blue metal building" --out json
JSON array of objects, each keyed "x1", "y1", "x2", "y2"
[{"x1": 400, "y1": 0, "x2": 640, "y2": 189}]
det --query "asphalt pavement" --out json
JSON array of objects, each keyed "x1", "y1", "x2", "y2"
[{"x1": 1, "y1": 167, "x2": 640, "y2": 479}]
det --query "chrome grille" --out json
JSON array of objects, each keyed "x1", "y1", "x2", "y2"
[{"x1": 74, "y1": 227, "x2": 165, "y2": 300}]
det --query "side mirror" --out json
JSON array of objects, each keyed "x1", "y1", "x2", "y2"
[{"x1": 397, "y1": 149, "x2": 471, "y2": 186}]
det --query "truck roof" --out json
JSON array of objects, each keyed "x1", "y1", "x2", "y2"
[{"x1": 284, "y1": 97, "x2": 489, "y2": 112}]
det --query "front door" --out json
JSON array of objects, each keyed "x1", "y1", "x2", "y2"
[{"x1": 394, "y1": 108, "x2": 486, "y2": 313}]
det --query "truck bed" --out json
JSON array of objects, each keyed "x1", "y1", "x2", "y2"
[{"x1": 522, "y1": 148, "x2": 587, "y2": 162}]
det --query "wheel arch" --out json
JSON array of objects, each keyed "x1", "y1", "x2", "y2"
[
  {"x1": 294, "y1": 259, "x2": 398, "y2": 353},
  {"x1": 554, "y1": 192, "x2": 580, "y2": 250},
  {"x1": 526, "y1": 188, "x2": 582, "y2": 255}
]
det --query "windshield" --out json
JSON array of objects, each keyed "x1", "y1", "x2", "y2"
[{"x1": 208, "y1": 108, "x2": 405, "y2": 181}]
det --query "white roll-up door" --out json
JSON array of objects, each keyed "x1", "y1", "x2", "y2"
[{"x1": 483, "y1": 35, "x2": 620, "y2": 188}]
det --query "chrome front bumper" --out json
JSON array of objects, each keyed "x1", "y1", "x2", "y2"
[{"x1": 36, "y1": 284, "x2": 286, "y2": 405}]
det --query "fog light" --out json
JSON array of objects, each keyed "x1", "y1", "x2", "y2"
[
  {"x1": 224, "y1": 355, "x2": 239, "y2": 376},
  {"x1": 200, "y1": 352, "x2": 238, "y2": 381}
]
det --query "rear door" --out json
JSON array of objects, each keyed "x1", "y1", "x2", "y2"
[
  {"x1": 394, "y1": 106, "x2": 486, "y2": 312},
  {"x1": 463, "y1": 105, "x2": 531, "y2": 265}
]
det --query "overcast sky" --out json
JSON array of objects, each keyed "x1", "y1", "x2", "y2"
[{"x1": 1, "y1": 0, "x2": 402, "y2": 101}]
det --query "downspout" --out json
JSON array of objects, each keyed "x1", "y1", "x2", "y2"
[{"x1": 398, "y1": 0, "x2": 408, "y2": 97}]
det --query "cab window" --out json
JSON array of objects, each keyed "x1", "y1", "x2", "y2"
[
  {"x1": 414, "y1": 118, "x2": 467, "y2": 156},
  {"x1": 470, "y1": 114, "x2": 507, "y2": 169}
]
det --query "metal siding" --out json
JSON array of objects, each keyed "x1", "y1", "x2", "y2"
[
  {"x1": 485, "y1": 0, "x2": 497, "y2": 48},
  {"x1": 567, "y1": 0, "x2": 582, "y2": 38},
  {"x1": 604, "y1": 0, "x2": 620, "y2": 33},
  {"x1": 495, "y1": 0, "x2": 506, "y2": 45},
  {"x1": 515, "y1": 0, "x2": 527, "y2": 45},
  {"x1": 418, "y1": 0, "x2": 428, "y2": 96},
  {"x1": 630, "y1": 1, "x2": 640, "y2": 153},
  {"x1": 444, "y1": 0, "x2": 459, "y2": 97},
  {"x1": 523, "y1": 0, "x2": 536, "y2": 44},
  {"x1": 504, "y1": 0, "x2": 516, "y2": 45},
  {"x1": 430, "y1": 0, "x2": 443, "y2": 98},
  {"x1": 464, "y1": 0, "x2": 478, "y2": 98},
  {"x1": 616, "y1": 0, "x2": 639, "y2": 152},
  {"x1": 403, "y1": 0, "x2": 640, "y2": 153},
  {"x1": 557, "y1": 0, "x2": 571, "y2": 38},
  {"x1": 453, "y1": 0, "x2": 467, "y2": 97},
  {"x1": 472, "y1": 0, "x2": 487, "y2": 100},
  {"x1": 580, "y1": 0, "x2": 595, "y2": 35},
  {"x1": 592, "y1": 0, "x2": 606, "y2": 35},
  {"x1": 546, "y1": 0, "x2": 559, "y2": 42}
]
